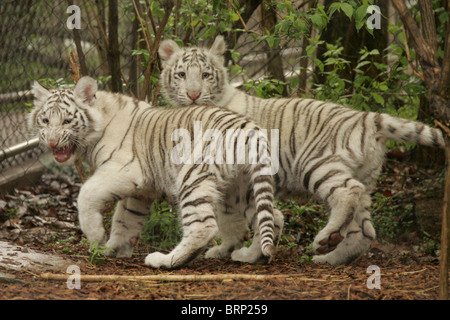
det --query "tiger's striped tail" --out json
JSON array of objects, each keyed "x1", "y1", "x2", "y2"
[
  {"x1": 248, "y1": 128, "x2": 277, "y2": 258},
  {"x1": 251, "y1": 168, "x2": 276, "y2": 258},
  {"x1": 375, "y1": 113, "x2": 445, "y2": 148}
]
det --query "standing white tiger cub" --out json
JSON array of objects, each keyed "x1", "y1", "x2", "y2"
[
  {"x1": 158, "y1": 36, "x2": 445, "y2": 265},
  {"x1": 28, "y1": 76, "x2": 283, "y2": 268}
]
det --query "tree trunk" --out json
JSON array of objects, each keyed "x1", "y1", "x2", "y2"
[
  {"x1": 128, "y1": 16, "x2": 139, "y2": 97},
  {"x1": 107, "y1": 0, "x2": 121, "y2": 93},
  {"x1": 94, "y1": 0, "x2": 109, "y2": 76},
  {"x1": 261, "y1": 0, "x2": 287, "y2": 96},
  {"x1": 297, "y1": 1, "x2": 312, "y2": 96}
]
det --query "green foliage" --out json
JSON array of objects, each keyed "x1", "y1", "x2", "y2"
[
  {"x1": 276, "y1": 199, "x2": 327, "y2": 248},
  {"x1": 141, "y1": 201, "x2": 181, "y2": 251},
  {"x1": 88, "y1": 240, "x2": 111, "y2": 265},
  {"x1": 371, "y1": 193, "x2": 415, "y2": 241},
  {"x1": 243, "y1": 76, "x2": 287, "y2": 98},
  {"x1": 36, "y1": 77, "x2": 73, "y2": 89}
]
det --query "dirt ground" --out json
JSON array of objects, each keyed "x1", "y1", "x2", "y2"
[
  {"x1": 0, "y1": 242, "x2": 445, "y2": 300},
  {"x1": 0, "y1": 161, "x2": 448, "y2": 301}
]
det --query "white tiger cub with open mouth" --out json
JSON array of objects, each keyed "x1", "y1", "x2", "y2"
[
  {"x1": 158, "y1": 36, "x2": 445, "y2": 265},
  {"x1": 28, "y1": 76, "x2": 283, "y2": 268}
]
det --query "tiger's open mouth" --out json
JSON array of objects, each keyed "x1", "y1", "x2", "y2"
[{"x1": 51, "y1": 144, "x2": 75, "y2": 163}]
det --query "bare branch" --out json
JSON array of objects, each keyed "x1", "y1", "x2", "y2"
[{"x1": 402, "y1": 27, "x2": 425, "y2": 81}]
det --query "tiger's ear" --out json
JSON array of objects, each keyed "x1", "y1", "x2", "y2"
[
  {"x1": 209, "y1": 36, "x2": 226, "y2": 56},
  {"x1": 159, "y1": 39, "x2": 181, "y2": 65},
  {"x1": 32, "y1": 81, "x2": 51, "y2": 107},
  {"x1": 74, "y1": 76, "x2": 98, "y2": 106}
]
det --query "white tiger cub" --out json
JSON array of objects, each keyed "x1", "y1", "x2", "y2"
[
  {"x1": 158, "y1": 36, "x2": 446, "y2": 265},
  {"x1": 28, "y1": 76, "x2": 283, "y2": 268}
]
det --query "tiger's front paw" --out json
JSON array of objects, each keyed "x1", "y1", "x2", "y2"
[
  {"x1": 85, "y1": 230, "x2": 108, "y2": 247},
  {"x1": 104, "y1": 236, "x2": 138, "y2": 258},
  {"x1": 205, "y1": 245, "x2": 231, "y2": 259},
  {"x1": 145, "y1": 252, "x2": 168, "y2": 268}
]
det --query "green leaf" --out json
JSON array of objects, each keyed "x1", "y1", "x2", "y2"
[
  {"x1": 355, "y1": 60, "x2": 371, "y2": 70},
  {"x1": 310, "y1": 14, "x2": 325, "y2": 30},
  {"x1": 306, "y1": 45, "x2": 316, "y2": 56},
  {"x1": 219, "y1": 21, "x2": 228, "y2": 32},
  {"x1": 314, "y1": 58, "x2": 324, "y2": 72},
  {"x1": 230, "y1": 12, "x2": 240, "y2": 22},
  {"x1": 354, "y1": 5, "x2": 368, "y2": 30},
  {"x1": 327, "y1": 2, "x2": 341, "y2": 17},
  {"x1": 371, "y1": 92, "x2": 384, "y2": 105},
  {"x1": 355, "y1": 19, "x2": 365, "y2": 31},
  {"x1": 290, "y1": 77, "x2": 299, "y2": 88},
  {"x1": 230, "y1": 50, "x2": 240, "y2": 61},
  {"x1": 265, "y1": 36, "x2": 280, "y2": 49},
  {"x1": 204, "y1": 25, "x2": 217, "y2": 39},
  {"x1": 340, "y1": 3, "x2": 353, "y2": 20}
]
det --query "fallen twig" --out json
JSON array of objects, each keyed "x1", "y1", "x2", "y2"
[{"x1": 39, "y1": 272, "x2": 348, "y2": 283}]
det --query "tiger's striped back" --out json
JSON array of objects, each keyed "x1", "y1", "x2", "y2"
[
  {"x1": 117, "y1": 103, "x2": 278, "y2": 258},
  {"x1": 236, "y1": 95, "x2": 444, "y2": 193}
]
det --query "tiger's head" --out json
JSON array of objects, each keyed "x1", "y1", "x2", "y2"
[
  {"x1": 28, "y1": 76, "x2": 103, "y2": 164},
  {"x1": 159, "y1": 36, "x2": 233, "y2": 107}
]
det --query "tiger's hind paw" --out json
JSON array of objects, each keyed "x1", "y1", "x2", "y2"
[
  {"x1": 315, "y1": 231, "x2": 344, "y2": 254},
  {"x1": 230, "y1": 246, "x2": 268, "y2": 264},
  {"x1": 312, "y1": 219, "x2": 375, "y2": 265}
]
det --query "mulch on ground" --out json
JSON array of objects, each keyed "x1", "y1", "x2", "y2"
[{"x1": 0, "y1": 164, "x2": 448, "y2": 300}]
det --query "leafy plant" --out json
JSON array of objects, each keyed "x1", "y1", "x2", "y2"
[
  {"x1": 277, "y1": 199, "x2": 327, "y2": 248},
  {"x1": 141, "y1": 201, "x2": 181, "y2": 251},
  {"x1": 243, "y1": 76, "x2": 287, "y2": 99},
  {"x1": 371, "y1": 193, "x2": 416, "y2": 242},
  {"x1": 88, "y1": 240, "x2": 112, "y2": 265}
]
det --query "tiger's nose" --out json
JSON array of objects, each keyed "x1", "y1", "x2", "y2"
[
  {"x1": 48, "y1": 141, "x2": 59, "y2": 148},
  {"x1": 187, "y1": 92, "x2": 201, "y2": 101}
]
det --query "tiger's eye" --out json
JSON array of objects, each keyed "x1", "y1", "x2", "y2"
[
  {"x1": 42, "y1": 118, "x2": 49, "y2": 124},
  {"x1": 178, "y1": 72, "x2": 186, "y2": 78},
  {"x1": 63, "y1": 119, "x2": 72, "y2": 125},
  {"x1": 202, "y1": 72, "x2": 210, "y2": 79}
]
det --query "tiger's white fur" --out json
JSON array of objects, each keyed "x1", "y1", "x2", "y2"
[
  {"x1": 28, "y1": 76, "x2": 283, "y2": 268},
  {"x1": 159, "y1": 36, "x2": 445, "y2": 265}
]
